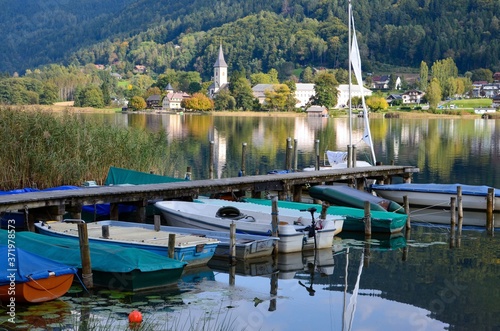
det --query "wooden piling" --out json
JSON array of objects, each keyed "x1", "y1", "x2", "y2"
[
  {"x1": 77, "y1": 222, "x2": 93, "y2": 289},
  {"x1": 229, "y1": 222, "x2": 236, "y2": 264},
  {"x1": 450, "y1": 197, "x2": 456, "y2": 228},
  {"x1": 101, "y1": 225, "x2": 109, "y2": 239},
  {"x1": 154, "y1": 214, "x2": 161, "y2": 232},
  {"x1": 285, "y1": 138, "x2": 291, "y2": 171},
  {"x1": 320, "y1": 202, "x2": 329, "y2": 220},
  {"x1": 486, "y1": 188, "x2": 494, "y2": 233},
  {"x1": 241, "y1": 143, "x2": 247, "y2": 176},
  {"x1": 457, "y1": 185, "x2": 464, "y2": 224},
  {"x1": 293, "y1": 138, "x2": 298, "y2": 172},
  {"x1": 403, "y1": 195, "x2": 411, "y2": 230},
  {"x1": 168, "y1": 233, "x2": 176, "y2": 259},
  {"x1": 352, "y1": 145, "x2": 357, "y2": 167},
  {"x1": 271, "y1": 196, "x2": 279, "y2": 256},
  {"x1": 315, "y1": 139, "x2": 320, "y2": 170},
  {"x1": 347, "y1": 145, "x2": 352, "y2": 168},
  {"x1": 209, "y1": 140, "x2": 214, "y2": 179},
  {"x1": 364, "y1": 201, "x2": 371, "y2": 238}
]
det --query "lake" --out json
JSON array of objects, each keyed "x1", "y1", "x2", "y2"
[{"x1": 1, "y1": 113, "x2": 498, "y2": 330}]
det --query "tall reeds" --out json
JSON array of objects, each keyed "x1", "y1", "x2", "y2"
[{"x1": 0, "y1": 106, "x2": 173, "y2": 190}]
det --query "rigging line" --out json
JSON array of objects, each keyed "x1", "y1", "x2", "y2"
[{"x1": 409, "y1": 201, "x2": 451, "y2": 213}]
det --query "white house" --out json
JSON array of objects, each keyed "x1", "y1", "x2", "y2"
[
  {"x1": 295, "y1": 83, "x2": 315, "y2": 108},
  {"x1": 401, "y1": 90, "x2": 425, "y2": 104},
  {"x1": 335, "y1": 84, "x2": 373, "y2": 108}
]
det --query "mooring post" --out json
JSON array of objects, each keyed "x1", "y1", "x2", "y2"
[
  {"x1": 293, "y1": 138, "x2": 298, "y2": 172},
  {"x1": 320, "y1": 202, "x2": 329, "y2": 220},
  {"x1": 271, "y1": 196, "x2": 279, "y2": 256},
  {"x1": 315, "y1": 139, "x2": 320, "y2": 170},
  {"x1": 450, "y1": 197, "x2": 456, "y2": 248},
  {"x1": 229, "y1": 222, "x2": 236, "y2": 264},
  {"x1": 364, "y1": 201, "x2": 371, "y2": 238},
  {"x1": 240, "y1": 143, "x2": 247, "y2": 176},
  {"x1": 352, "y1": 145, "x2": 357, "y2": 167},
  {"x1": 168, "y1": 233, "x2": 176, "y2": 259},
  {"x1": 209, "y1": 140, "x2": 214, "y2": 180},
  {"x1": 457, "y1": 186, "x2": 463, "y2": 235},
  {"x1": 154, "y1": 214, "x2": 161, "y2": 232},
  {"x1": 403, "y1": 195, "x2": 411, "y2": 230},
  {"x1": 101, "y1": 225, "x2": 109, "y2": 239},
  {"x1": 287, "y1": 143, "x2": 293, "y2": 172},
  {"x1": 76, "y1": 221, "x2": 93, "y2": 289},
  {"x1": 486, "y1": 188, "x2": 494, "y2": 235},
  {"x1": 347, "y1": 145, "x2": 352, "y2": 168}
]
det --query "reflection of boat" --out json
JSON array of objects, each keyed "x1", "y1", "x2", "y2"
[
  {"x1": 243, "y1": 198, "x2": 406, "y2": 234},
  {"x1": 208, "y1": 256, "x2": 276, "y2": 276},
  {"x1": 155, "y1": 199, "x2": 342, "y2": 253},
  {"x1": 309, "y1": 185, "x2": 405, "y2": 214},
  {"x1": 35, "y1": 220, "x2": 219, "y2": 268},
  {"x1": 277, "y1": 249, "x2": 335, "y2": 280},
  {"x1": 372, "y1": 183, "x2": 500, "y2": 223},
  {"x1": 0, "y1": 229, "x2": 186, "y2": 291},
  {"x1": 335, "y1": 231, "x2": 407, "y2": 251},
  {"x1": 0, "y1": 246, "x2": 76, "y2": 303}
]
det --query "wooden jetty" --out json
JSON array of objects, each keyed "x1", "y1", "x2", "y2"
[{"x1": 0, "y1": 165, "x2": 418, "y2": 228}]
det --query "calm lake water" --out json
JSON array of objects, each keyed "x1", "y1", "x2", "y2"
[{"x1": 2, "y1": 113, "x2": 499, "y2": 330}]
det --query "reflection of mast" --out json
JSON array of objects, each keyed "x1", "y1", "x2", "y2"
[
  {"x1": 212, "y1": 127, "x2": 226, "y2": 179},
  {"x1": 343, "y1": 248, "x2": 364, "y2": 331}
]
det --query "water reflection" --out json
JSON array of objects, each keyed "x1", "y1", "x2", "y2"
[{"x1": 81, "y1": 113, "x2": 500, "y2": 188}]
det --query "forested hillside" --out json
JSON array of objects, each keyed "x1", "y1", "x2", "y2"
[{"x1": 1, "y1": 0, "x2": 499, "y2": 76}]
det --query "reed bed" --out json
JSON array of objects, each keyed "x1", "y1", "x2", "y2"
[{"x1": 0, "y1": 106, "x2": 175, "y2": 190}]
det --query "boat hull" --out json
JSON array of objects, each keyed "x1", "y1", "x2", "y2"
[
  {"x1": 35, "y1": 221, "x2": 218, "y2": 268},
  {"x1": 372, "y1": 183, "x2": 500, "y2": 227},
  {"x1": 0, "y1": 274, "x2": 74, "y2": 303},
  {"x1": 242, "y1": 198, "x2": 406, "y2": 234},
  {"x1": 155, "y1": 200, "x2": 340, "y2": 253}
]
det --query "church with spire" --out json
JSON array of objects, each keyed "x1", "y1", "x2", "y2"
[{"x1": 208, "y1": 44, "x2": 228, "y2": 98}]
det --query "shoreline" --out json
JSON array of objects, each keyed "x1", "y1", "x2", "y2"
[{"x1": 3, "y1": 103, "x2": 486, "y2": 119}]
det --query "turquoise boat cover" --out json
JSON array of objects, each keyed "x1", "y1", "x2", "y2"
[
  {"x1": 0, "y1": 230, "x2": 186, "y2": 273},
  {"x1": 0, "y1": 245, "x2": 76, "y2": 285},
  {"x1": 104, "y1": 166, "x2": 185, "y2": 185}
]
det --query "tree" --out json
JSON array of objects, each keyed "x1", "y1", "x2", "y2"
[
  {"x1": 419, "y1": 61, "x2": 429, "y2": 91},
  {"x1": 312, "y1": 71, "x2": 338, "y2": 109},
  {"x1": 214, "y1": 89, "x2": 236, "y2": 111},
  {"x1": 366, "y1": 96, "x2": 388, "y2": 112},
  {"x1": 230, "y1": 77, "x2": 254, "y2": 110},
  {"x1": 74, "y1": 86, "x2": 104, "y2": 108},
  {"x1": 426, "y1": 78, "x2": 442, "y2": 109},
  {"x1": 301, "y1": 67, "x2": 314, "y2": 83},
  {"x1": 431, "y1": 58, "x2": 458, "y2": 99},
  {"x1": 264, "y1": 84, "x2": 291, "y2": 111},
  {"x1": 129, "y1": 95, "x2": 146, "y2": 111},
  {"x1": 182, "y1": 93, "x2": 214, "y2": 111},
  {"x1": 40, "y1": 82, "x2": 59, "y2": 105},
  {"x1": 470, "y1": 68, "x2": 493, "y2": 83}
]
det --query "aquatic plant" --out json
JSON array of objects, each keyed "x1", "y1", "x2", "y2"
[{"x1": 0, "y1": 106, "x2": 176, "y2": 190}]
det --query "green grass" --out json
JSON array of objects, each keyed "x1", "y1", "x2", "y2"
[{"x1": 446, "y1": 98, "x2": 493, "y2": 109}]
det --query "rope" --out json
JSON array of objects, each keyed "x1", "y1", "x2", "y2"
[{"x1": 27, "y1": 275, "x2": 64, "y2": 299}]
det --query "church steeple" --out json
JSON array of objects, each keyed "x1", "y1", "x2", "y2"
[{"x1": 213, "y1": 43, "x2": 227, "y2": 89}]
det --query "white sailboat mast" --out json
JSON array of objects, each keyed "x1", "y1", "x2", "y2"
[{"x1": 348, "y1": 0, "x2": 353, "y2": 167}]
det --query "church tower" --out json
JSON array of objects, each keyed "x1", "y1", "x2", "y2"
[{"x1": 213, "y1": 43, "x2": 227, "y2": 90}]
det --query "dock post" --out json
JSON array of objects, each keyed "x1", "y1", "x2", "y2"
[
  {"x1": 320, "y1": 202, "x2": 329, "y2": 220},
  {"x1": 287, "y1": 142, "x2": 293, "y2": 172},
  {"x1": 240, "y1": 143, "x2": 247, "y2": 176},
  {"x1": 285, "y1": 137, "x2": 291, "y2": 171},
  {"x1": 154, "y1": 214, "x2": 161, "y2": 231},
  {"x1": 403, "y1": 195, "x2": 411, "y2": 230},
  {"x1": 209, "y1": 140, "x2": 214, "y2": 179},
  {"x1": 101, "y1": 225, "x2": 110, "y2": 239},
  {"x1": 457, "y1": 186, "x2": 463, "y2": 235},
  {"x1": 229, "y1": 222, "x2": 236, "y2": 264},
  {"x1": 486, "y1": 188, "x2": 494, "y2": 235},
  {"x1": 347, "y1": 145, "x2": 352, "y2": 168},
  {"x1": 110, "y1": 203, "x2": 119, "y2": 221},
  {"x1": 77, "y1": 221, "x2": 93, "y2": 289},
  {"x1": 364, "y1": 201, "x2": 371, "y2": 238},
  {"x1": 450, "y1": 197, "x2": 456, "y2": 248},
  {"x1": 315, "y1": 139, "x2": 320, "y2": 170},
  {"x1": 293, "y1": 138, "x2": 298, "y2": 172},
  {"x1": 271, "y1": 196, "x2": 279, "y2": 256},
  {"x1": 168, "y1": 234, "x2": 176, "y2": 259},
  {"x1": 352, "y1": 145, "x2": 357, "y2": 167}
]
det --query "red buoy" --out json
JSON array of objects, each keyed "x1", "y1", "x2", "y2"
[{"x1": 128, "y1": 310, "x2": 143, "y2": 323}]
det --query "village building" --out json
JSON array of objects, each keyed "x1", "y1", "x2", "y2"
[
  {"x1": 208, "y1": 44, "x2": 228, "y2": 98},
  {"x1": 401, "y1": 90, "x2": 425, "y2": 104},
  {"x1": 161, "y1": 83, "x2": 189, "y2": 111}
]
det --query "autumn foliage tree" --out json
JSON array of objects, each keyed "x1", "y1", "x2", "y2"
[
  {"x1": 366, "y1": 96, "x2": 388, "y2": 112},
  {"x1": 181, "y1": 93, "x2": 214, "y2": 111}
]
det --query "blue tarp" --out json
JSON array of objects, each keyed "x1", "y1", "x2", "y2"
[{"x1": 0, "y1": 245, "x2": 76, "y2": 285}]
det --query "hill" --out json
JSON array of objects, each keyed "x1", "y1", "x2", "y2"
[{"x1": 1, "y1": 0, "x2": 499, "y2": 75}]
